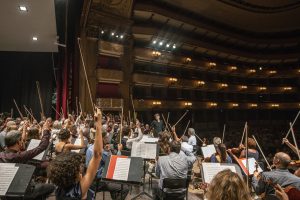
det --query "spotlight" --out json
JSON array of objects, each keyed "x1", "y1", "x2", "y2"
[
  {"x1": 19, "y1": 5, "x2": 27, "y2": 12},
  {"x1": 159, "y1": 41, "x2": 163, "y2": 46},
  {"x1": 120, "y1": 35, "x2": 124, "y2": 39},
  {"x1": 111, "y1": 32, "x2": 115, "y2": 36},
  {"x1": 152, "y1": 40, "x2": 157, "y2": 44},
  {"x1": 166, "y1": 44, "x2": 170, "y2": 48}
]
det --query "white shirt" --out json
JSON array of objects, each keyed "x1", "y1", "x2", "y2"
[
  {"x1": 181, "y1": 142, "x2": 193, "y2": 153},
  {"x1": 188, "y1": 135, "x2": 197, "y2": 146}
]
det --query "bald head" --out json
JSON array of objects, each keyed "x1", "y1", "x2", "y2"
[{"x1": 274, "y1": 152, "x2": 291, "y2": 169}]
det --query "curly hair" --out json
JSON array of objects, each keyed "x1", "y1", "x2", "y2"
[
  {"x1": 58, "y1": 129, "x2": 71, "y2": 140},
  {"x1": 47, "y1": 152, "x2": 82, "y2": 189},
  {"x1": 206, "y1": 169, "x2": 252, "y2": 200}
]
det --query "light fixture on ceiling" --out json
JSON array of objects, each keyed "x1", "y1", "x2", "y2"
[
  {"x1": 259, "y1": 67, "x2": 262, "y2": 70},
  {"x1": 232, "y1": 103, "x2": 239, "y2": 107},
  {"x1": 120, "y1": 35, "x2": 124, "y2": 39},
  {"x1": 32, "y1": 36, "x2": 38, "y2": 41},
  {"x1": 116, "y1": 35, "x2": 119, "y2": 38},
  {"x1": 166, "y1": 44, "x2": 170, "y2": 48},
  {"x1": 197, "y1": 81, "x2": 205, "y2": 86},
  {"x1": 184, "y1": 102, "x2": 192, "y2": 106},
  {"x1": 172, "y1": 44, "x2": 176, "y2": 49},
  {"x1": 101, "y1": 30, "x2": 104, "y2": 34},
  {"x1": 250, "y1": 103, "x2": 258, "y2": 107},
  {"x1": 159, "y1": 41, "x2": 163, "y2": 46},
  {"x1": 111, "y1": 32, "x2": 115, "y2": 36},
  {"x1": 241, "y1": 85, "x2": 248, "y2": 89},
  {"x1": 19, "y1": 5, "x2": 27, "y2": 12},
  {"x1": 249, "y1": 69, "x2": 256, "y2": 73},
  {"x1": 152, "y1": 40, "x2": 157, "y2": 44}
]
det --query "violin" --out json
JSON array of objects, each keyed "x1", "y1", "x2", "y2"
[{"x1": 289, "y1": 160, "x2": 300, "y2": 168}]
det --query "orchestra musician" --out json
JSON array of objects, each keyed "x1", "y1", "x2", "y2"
[{"x1": 150, "y1": 113, "x2": 164, "y2": 137}]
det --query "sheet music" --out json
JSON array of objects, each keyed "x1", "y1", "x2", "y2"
[
  {"x1": 140, "y1": 137, "x2": 159, "y2": 143},
  {"x1": 131, "y1": 142, "x2": 157, "y2": 159},
  {"x1": 241, "y1": 158, "x2": 263, "y2": 175},
  {"x1": 71, "y1": 138, "x2": 81, "y2": 153},
  {"x1": 26, "y1": 139, "x2": 45, "y2": 160},
  {"x1": 112, "y1": 158, "x2": 131, "y2": 181},
  {"x1": 202, "y1": 163, "x2": 236, "y2": 183},
  {"x1": 0, "y1": 164, "x2": 19, "y2": 195},
  {"x1": 201, "y1": 145, "x2": 216, "y2": 158}
]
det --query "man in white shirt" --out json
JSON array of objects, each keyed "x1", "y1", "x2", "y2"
[{"x1": 187, "y1": 128, "x2": 197, "y2": 146}]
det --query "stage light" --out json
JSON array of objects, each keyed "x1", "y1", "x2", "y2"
[
  {"x1": 116, "y1": 35, "x2": 119, "y2": 38},
  {"x1": 184, "y1": 102, "x2": 192, "y2": 106},
  {"x1": 259, "y1": 67, "x2": 262, "y2": 70},
  {"x1": 159, "y1": 41, "x2": 163, "y2": 46},
  {"x1": 120, "y1": 35, "x2": 124, "y2": 39},
  {"x1": 210, "y1": 102, "x2": 218, "y2": 107},
  {"x1": 197, "y1": 81, "x2": 205, "y2": 86},
  {"x1": 111, "y1": 32, "x2": 115, "y2": 36},
  {"x1": 19, "y1": 5, "x2": 27, "y2": 12},
  {"x1": 172, "y1": 44, "x2": 176, "y2": 49},
  {"x1": 230, "y1": 66, "x2": 237, "y2": 70},
  {"x1": 259, "y1": 87, "x2": 267, "y2": 91},
  {"x1": 101, "y1": 30, "x2": 104, "y2": 34},
  {"x1": 152, "y1": 101, "x2": 161, "y2": 105},
  {"x1": 152, "y1": 40, "x2": 157, "y2": 44},
  {"x1": 271, "y1": 104, "x2": 279, "y2": 108},
  {"x1": 209, "y1": 62, "x2": 216, "y2": 67},
  {"x1": 283, "y1": 87, "x2": 292, "y2": 91},
  {"x1": 32, "y1": 36, "x2": 38, "y2": 41},
  {"x1": 166, "y1": 44, "x2": 170, "y2": 48}
]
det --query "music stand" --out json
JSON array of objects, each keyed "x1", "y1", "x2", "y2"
[{"x1": 0, "y1": 163, "x2": 35, "y2": 198}]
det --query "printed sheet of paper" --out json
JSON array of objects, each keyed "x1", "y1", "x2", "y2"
[
  {"x1": 131, "y1": 142, "x2": 157, "y2": 159},
  {"x1": 241, "y1": 158, "x2": 263, "y2": 175},
  {"x1": 202, "y1": 163, "x2": 236, "y2": 183},
  {"x1": 112, "y1": 158, "x2": 131, "y2": 181},
  {"x1": 201, "y1": 145, "x2": 216, "y2": 158},
  {"x1": 0, "y1": 163, "x2": 19, "y2": 195},
  {"x1": 26, "y1": 139, "x2": 45, "y2": 160},
  {"x1": 140, "y1": 137, "x2": 159, "y2": 143},
  {"x1": 71, "y1": 138, "x2": 81, "y2": 153}
]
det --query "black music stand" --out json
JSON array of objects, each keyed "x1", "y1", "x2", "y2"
[
  {"x1": 101, "y1": 155, "x2": 144, "y2": 200},
  {"x1": 0, "y1": 163, "x2": 35, "y2": 198}
]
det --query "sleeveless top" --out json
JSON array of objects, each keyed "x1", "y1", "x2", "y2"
[
  {"x1": 55, "y1": 143, "x2": 66, "y2": 156},
  {"x1": 55, "y1": 182, "x2": 82, "y2": 200}
]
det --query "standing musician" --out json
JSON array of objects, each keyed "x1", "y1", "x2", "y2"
[
  {"x1": 252, "y1": 152, "x2": 300, "y2": 199},
  {"x1": 150, "y1": 113, "x2": 164, "y2": 137}
]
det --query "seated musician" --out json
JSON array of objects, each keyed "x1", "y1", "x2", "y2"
[
  {"x1": 206, "y1": 169, "x2": 252, "y2": 200},
  {"x1": 282, "y1": 138, "x2": 300, "y2": 177},
  {"x1": 0, "y1": 120, "x2": 17, "y2": 149},
  {"x1": 158, "y1": 131, "x2": 171, "y2": 155},
  {"x1": 0, "y1": 121, "x2": 55, "y2": 199},
  {"x1": 252, "y1": 152, "x2": 300, "y2": 199},
  {"x1": 155, "y1": 140, "x2": 189, "y2": 193},
  {"x1": 210, "y1": 143, "x2": 232, "y2": 164},
  {"x1": 55, "y1": 128, "x2": 86, "y2": 155},
  {"x1": 85, "y1": 136, "x2": 129, "y2": 200},
  {"x1": 230, "y1": 137, "x2": 259, "y2": 160},
  {"x1": 48, "y1": 108, "x2": 103, "y2": 200},
  {"x1": 180, "y1": 135, "x2": 196, "y2": 167}
]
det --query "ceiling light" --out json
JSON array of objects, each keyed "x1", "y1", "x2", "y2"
[
  {"x1": 230, "y1": 66, "x2": 237, "y2": 70},
  {"x1": 153, "y1": 101, "x2": 161, "y2": 105},
  {"x1": 111, "y1": 32, "x2": 115, "y2": 36},
  {"x1": 116, "y1": 35, "x2": 119, "y2": 38},
  {"x1": 210, "y1": 102, "x2": 218, "y2": 107},
  {"x1": 172, "y1": 44, "x2": 176, "y2": 49},
  {"x1": 184, "y1": 102, "x2": 192, "y2": 106},
  {"x1": 232, "y1": 103, "x2": 239, "y2": 107},
  {"x1": 152, "y1": 40, "x2": 157, "y2": 44},
  {"x1": 241, "y1": 85, "x2": 248, "y2": 89},
  {"x1": 101, "y1": 30, "x2": 104, "y2": 34},
  {"x1": 209, "y1": 62, "x2": 216, "y2": 67},
  {"x1": 159, "y1": 41, "x2": 163, "y2": 46},
  {"x1": 250, "y1": 103, "x2": 258, "y2": 107},
  {"x1": 166, "y1": 44, "x2": 170, "y2": 48},
  {"x1": 198, "y1": 81, "x2": 205, "y2": 86},
  {"x1": 259, "y1": 67, "x2": 262, "y2": 70},
  {"x1": 259, "y1": 87, "x2": 267, "y2": 91},
  {"x1": 249, "y1": 69, "x2": 256, "y2": 73},
  {"x1": 283, "y1": 87, "x2": 292, "y2": 91},
  {"x1": 120, "y1": 35, "x2": 124, "y2": 39},
  {"x1": 269, "y1": 70, "x2": 277, "y2": 74},
  {"x1": 19, "y1": 5, "x2": 27, "y2": 12},
  {"x1": 32, "y1": 36, "x2": 38, "y2": 41}
]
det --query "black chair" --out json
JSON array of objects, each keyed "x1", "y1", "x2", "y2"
[{"x1": 156, "y1": 178, "x2": 188, "y2": 200}]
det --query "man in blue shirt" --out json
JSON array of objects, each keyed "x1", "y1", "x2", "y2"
[{"x1": 86, "y1": 140, "x2": 129, "y2": 200}]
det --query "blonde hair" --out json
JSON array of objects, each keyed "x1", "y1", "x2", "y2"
[{"x1": 206, "y1": 169, "x2": 252, "y2": 200}]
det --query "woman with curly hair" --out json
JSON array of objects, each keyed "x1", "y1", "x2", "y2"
[
  {"x1": 48, "y1": 108, "x2": 103, "y2": 199},
  {"x1": 205, "y1": 169, "x2": 252, "y2": 200},
  {"x1": 55, "y1": 126, "x2": 85, "y2": 155}
]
